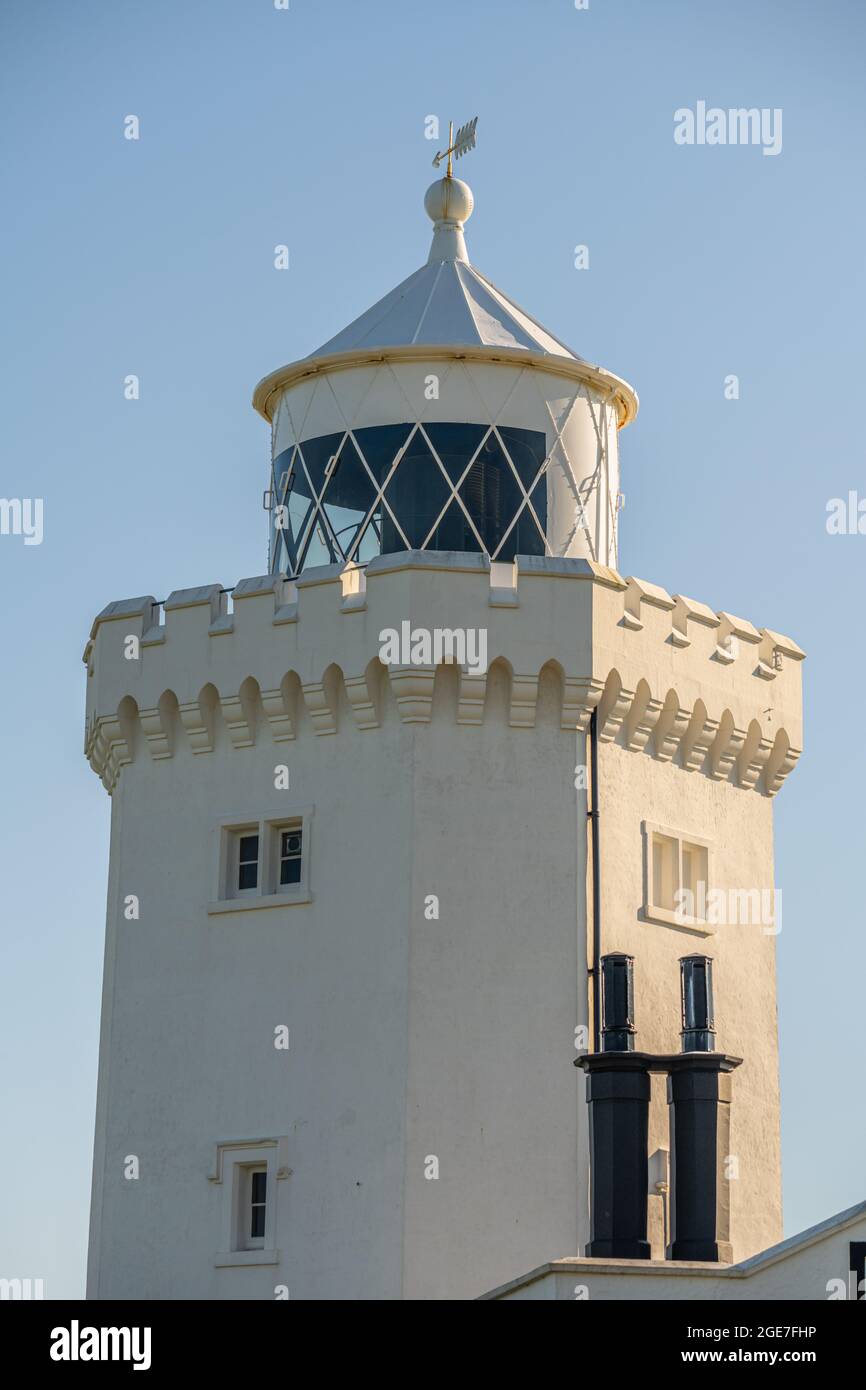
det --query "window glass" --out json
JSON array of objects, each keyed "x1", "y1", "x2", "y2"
[
  {"x1": 272, "y1": 445, "x2": 316, "y2": 572},
  {"x1": 321, "y1": 435, "x2": 378, "y2": 559},
  {"x1": 298, "y1": 432, "x2": 345, "y2": 500},
  {"x1": 425, "y1": 422, "x2": 488, "y2": 483},
  {"x1": 250, "y1": 1169, "x2": 267, "y2": 1240},
  {"x1": 458, "y1": 431, "x2": 524, "y2": 556},
  {"x1": 302, "y1": 514, "x2": 340, "y2": 568},
  {"x1": 383, "y1": 429, "x2": 451, "y2": 547},
  {"x1": 498, "y1": 424, "x2": 548, "y2": 489},
  {"x1": 270, "y1": 423, "x2": 548, "y2": 573},
  {"x1": 354, "y1": 423, "x2": 414, "y2": 485},
  {"x1": 682, "y1": 843, "x2": 709, "y2": 914},
  {"x1": 279, "y1": 828, "x2": 303, "y2": 887},
  {"x1": 426, "y1": 497, "x2": 482, "y2": 552},
  {"x1": 238, "y1": 834, "x2": 259, "y2": 892},
  {"x1": 652, "y1": 833, "x2": 678, "y2": 910}
]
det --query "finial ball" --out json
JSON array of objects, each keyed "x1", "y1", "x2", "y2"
[{"x1": 424, "y1": 176, "x2": 474, "y2": 226}]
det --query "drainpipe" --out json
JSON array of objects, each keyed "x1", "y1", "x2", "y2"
[{"x1": 588, "y1": 708, "x2": 602, "y2": 1052}]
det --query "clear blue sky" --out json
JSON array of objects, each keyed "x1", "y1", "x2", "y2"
[{"x1": 1, "y1": 0, "x2": 864, "y2": 1298}]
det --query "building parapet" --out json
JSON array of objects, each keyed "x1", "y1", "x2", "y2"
[{"x1": 83, "y1": 553, "x2": 803, "y2": 798}]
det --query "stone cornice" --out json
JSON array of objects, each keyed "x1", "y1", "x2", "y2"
[
  {"x1": 83, "y1": 553, "x2": 803, "y2": 799},
  {"x1": 251, "y1": 343, "x2": 639, "y2": 429}
]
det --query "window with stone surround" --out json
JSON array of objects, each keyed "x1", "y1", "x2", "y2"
[
  {"x1": 209, "y1": 809, "x2": 313, "y2": 915},
  {"x1": 210, "y1": 1138, "x2": 289, "y2": 1269},
  {"x1": 642, "y1": 821, "x2": 713, "y2": 935}
]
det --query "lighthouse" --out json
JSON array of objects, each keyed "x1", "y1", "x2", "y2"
[{"x1": 84, "y1": 137, "x2": 804, "y2": 1300}]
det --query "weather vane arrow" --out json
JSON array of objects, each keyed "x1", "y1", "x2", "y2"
[{"x1": 432, "y1": 117, "x2": 478, "y2": 176}]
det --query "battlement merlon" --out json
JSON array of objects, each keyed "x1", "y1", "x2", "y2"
[{"x1": 82, "y1": 553, "x2": 803, "y2": 796}]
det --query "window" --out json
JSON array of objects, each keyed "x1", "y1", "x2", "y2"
[
  {"x1": 210, "y1": 809, "x2": 313, "y2": 915},
  {"x1": 237, "y1": 833, "x2": 259, "y2": 893},
  {"x1": 269, "y1": 422, "x2": 548, "y2": 575},
  {"x1": 850, "y1": 1242, "x2": 866, "y2": 1302},
  {"x1": 601, "y1": 953, "x2": 636, "y2": 1052},
  {"x1": 278, "y1": 828, "x2": 302, "y2": 887},
  {"x1": 680, "y1": 956, "x2": 715, "y2": 1052},
  {"x1": 210, "y1": 1139, "x2": 288, "y2": 1268},
  {"x1": 643, "y1": 821, "x2": 713, "y2": 934},
  {"x1": 247, "y1": 1168, "x2": 267, "y2": 1246}
]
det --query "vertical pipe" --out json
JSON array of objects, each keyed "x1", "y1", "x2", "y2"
[{"x1": 588, "y1": 708, "x2": 602, "y2": 1052}]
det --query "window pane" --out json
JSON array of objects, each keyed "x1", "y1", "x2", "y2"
[
  {"x1": 238, "y1": 861, "x2": 258, "y2": 891},
  {"x1": 299, "y1": 432, "x2": 346, "y2": 500},
  {"x1": 251, "y1": 1170, "x2": 267, "y2": 1204},
  {"x1": 425, "y1": 497, "x2": 482, "y2": 552},
  {"x1": 458, "y1": 432, "x2": 524, "y2": 556},
  {"x1": 273, "y1": 423, "x2": 549, "y2": 574},
  {"x1": 424, "y1": 422, "x2": 488, "y2": 483},
  {"x1": 280, "y1": 857, "x2": 302, "y2": 886},
  {"x1": 353, "y1": 423, "x2": 413, "y2": 485},
  {"x1": 682, "y1": 843, "x2": 708, "y2": 913},
  {"x1": 301, "y1": 512, "x2": 342, "y2": 568},
  {"x1": 239, "y1": 835, "x2": 259, "y2": 863},
  {"x1": 250, "y1": 1170, "x2": 267, "y2": 1239},
  {"x1": 652, "y1": 833, "x2": 678, "y2": 910},
  {"x1": 497, "y1": 424, "x2": 548, "y2": 490},
  {"x1": 321, "y1": 435, "x2": 378, "y2": 559},
  {"x1": 383, "y1": 430, "x2": 451, "y2": 548},
  {"x1": 281, "y1": 831, "x2": 302, "y2": 858}
]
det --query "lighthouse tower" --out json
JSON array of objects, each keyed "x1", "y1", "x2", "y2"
[{"x1": 84, "y1": 157, "x2": 804, "y2": 1301}]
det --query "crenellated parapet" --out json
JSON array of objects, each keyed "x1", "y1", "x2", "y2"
[{"x1": 83, "y1": 553, "x2": 803, "y2": 798}]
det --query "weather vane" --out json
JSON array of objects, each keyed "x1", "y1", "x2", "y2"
[{"x1": 432, "y1": 117, "x2": 478, "y2": 177}]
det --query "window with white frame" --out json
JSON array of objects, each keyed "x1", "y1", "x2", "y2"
[
  {"x1": 643, "y1": 821, "x2": 712, "y2": 932},
  {"x1": 277, "y1": 826, "x2": 303, "y2": 888},
  {"x1": 210, "y1": 809, "x2": 313, "y2": 914},
  {"x1": 210, "y1": 1138, "x2": 288, "y2": 1268},
  {"x1": 244, "y1": 1166, "x2": 268, "y2": 1248},
  {"x1": 236, "y1": 830, "x2": 260, "y2": 895}
]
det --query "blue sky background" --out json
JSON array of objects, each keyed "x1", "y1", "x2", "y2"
[{"x1": 1, "y1": 0, "x2": 864, "y2": 1297}]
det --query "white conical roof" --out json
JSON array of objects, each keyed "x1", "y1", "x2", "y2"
[{"x1": 309, "y1": 174, "x2": 584, "y2": 363}]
